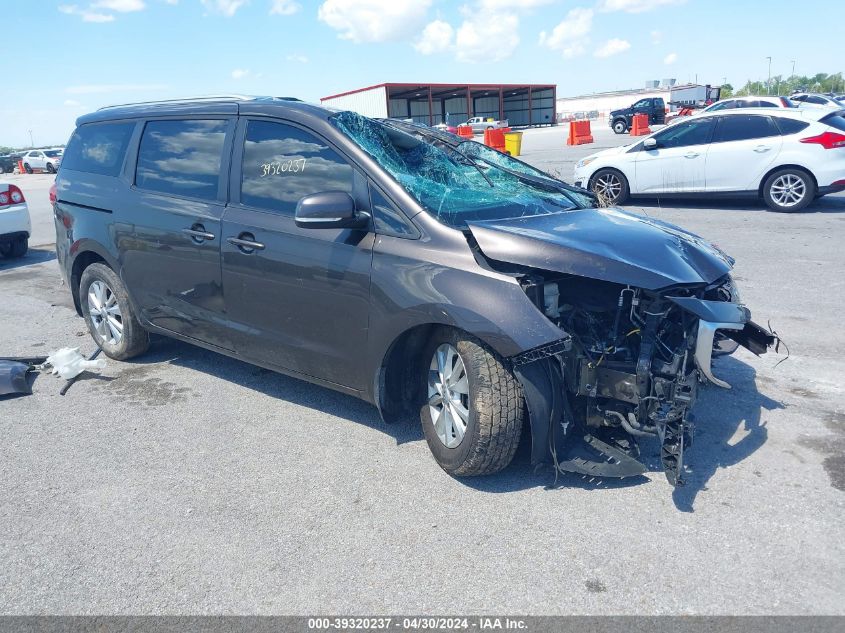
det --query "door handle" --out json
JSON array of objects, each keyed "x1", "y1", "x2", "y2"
[
  {"x1": 182, "y1": 225, "x2": 215, "y2": 242},
  {"x1": 227, "y1": 234, "x2": 265, "y2": 252},
  {"x1": 754, "y1": 145, "x2": 772, "y2": 153},
  {"x1": 684, "y1": 152, "x2": 700, "y2": 159}
]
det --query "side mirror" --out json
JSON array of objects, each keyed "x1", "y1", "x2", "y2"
[
  {"x1": 643, "y1": 137, "x2": 658, "y2": 150},
  {"x1": 295, "y1": 191, "x2": 369, "y2": 230}
]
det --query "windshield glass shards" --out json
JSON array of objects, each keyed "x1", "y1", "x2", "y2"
[{"x1": 331, "y1": 111, "x2": 581, "y2": 229}]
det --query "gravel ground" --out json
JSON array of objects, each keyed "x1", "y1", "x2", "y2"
[{"x1": 1, "y1": 126, "x2": 843, "y2": 615}]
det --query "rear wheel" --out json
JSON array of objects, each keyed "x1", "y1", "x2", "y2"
[
  {"x1": 46, "y1": 163, "x2": 55, "y2": 174},
  {"x1": 0, "y1": 165, "x2": 5, "y2": 174},
  {"x1": 0, "y1": 236, "x2": 28, "y2": 259},
  {"x1": 79, "y1": 263, "x2": 149, "y2": 360},
  {"x1": 420, "y1": 329, "x2": 524, "y2": 477},
  {"x1": 612, "y1": 119, "x2": 628, "y2": 134},
  {"x1": 23, "y1": 163, "x2": 32, "y2": 174},
  {"x1": 763, "y1": 168, "x2": 815, "y2": 212},
  {"x1": 590, "y1": 168, "x2": 630, "y2": 205}
]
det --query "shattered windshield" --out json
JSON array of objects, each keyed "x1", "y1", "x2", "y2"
[{"x1": 331, "y1": 111, "x2": 581, "y2": 229}]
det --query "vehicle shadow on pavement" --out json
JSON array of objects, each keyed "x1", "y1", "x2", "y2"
[
  {"x1": 631, "y1": 195, "x2": 845, "y2": 214},
  {"x1": 128, "y1": 338, "x2": 783, "y2": 507},
  {"x1": 133, "y1": 336, "x2": 421, "y2": 445},
  {"x1": 669, "y1": 355, "x2": 785, "y2": 512},
  {"x1": 0, "y1": 247, "x2": 56, "y2": 272}
]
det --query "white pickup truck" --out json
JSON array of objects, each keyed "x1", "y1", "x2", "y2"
[{"x1": 462, "y1": 117, "x2": 509, "y2": 133}]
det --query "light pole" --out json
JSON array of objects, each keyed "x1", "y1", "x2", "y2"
[
  {"x1": 28, "y1": 129, "x2": 34, "y2": 148},
  {"x1": 790, "y1": 60, "x2": 795, "y2": 78},
  {"x1": 766, "y1": 56, "x2": 772, "y2": 95}
]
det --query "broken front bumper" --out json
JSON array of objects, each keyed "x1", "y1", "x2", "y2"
[{"x1": 669, "y1": 296, "x2": 776, "y2": 389}]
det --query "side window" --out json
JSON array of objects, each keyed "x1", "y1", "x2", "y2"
[
  {"x1": 653, "y1": 117, "x2": 715, "y2": 148},
  {"x1": 370, "y1": 185, "x2": 417, "y2": 238},
  {"x1": 135, "y1": 119, "x2": 228, "y2": 200},
  {"x1": 61, "y1": 121, "x2": 135, "y2": 176},
  {"x1": 806, "y1": 96, "x2": 826, "y2": 105},
  {"x1": 712, "y1": 115, "x2": 780, "y2": 143},
  {"x1": 757, "y1": 100, "x2": 777, "y2": 107},
  {"x1": 240, "y1": 119, "x2": 354, "y2": 215},
  {"x1": 774, "y1": 118, "x2": 810, "y2": 135},
  {"x1": 632, "y1": 99, "x2": 650, "y2": 109}
]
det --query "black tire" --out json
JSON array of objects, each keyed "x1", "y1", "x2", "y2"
[
  {"x1": 420, "y1": 328, "x2": 524, "y2": 477},
  {"x1": 0, "y1": 165, "x2": 5, "y2": 175},
  {"x1": 46, "y1": 163, "x2": 55, "y2": 174},
  {"x1": 0, "y1": 236, "x2": 27, "y2": 259},
  {"x1": 762, "y1": 168, "x2": 815, "y2": 213},
  {"x1": 589, "y1": 168, "x2": 630, "y2": 206},
  {"x1": 79, "y1": 262, "x2": 149, "y2": 360},
  {"x1": 23, "y1": 163, "x2": 32, "y2": 174},
  {"x1": 612, "y1": 119, "x2": 628, "y2": 134}
]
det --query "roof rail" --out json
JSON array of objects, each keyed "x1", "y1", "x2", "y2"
[{"x1": 97, "y1": 95, "x2": 254, "y2": 111}]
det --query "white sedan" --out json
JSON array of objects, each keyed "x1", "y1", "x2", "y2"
[{"x1": 573, "y1": 108, "x2": 845, "y2": 212}]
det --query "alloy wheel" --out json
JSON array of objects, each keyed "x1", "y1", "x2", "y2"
[
  {"x1": 770, "y1": 174, "x2": 806, "y2": 208},
  {"x1": 87, "y1": 280, "x2": 123, "y2": 346},
  {"x1": 594, "y1": 173, "x2": 622, "y2": 202},
  {"x1": 427, "y1": 344, "x2": 470, "y2": 449}
]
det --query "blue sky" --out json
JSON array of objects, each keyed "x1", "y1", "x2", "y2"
[{"x1": 3, "y1": 0, "x2": 842, "y2": 147}]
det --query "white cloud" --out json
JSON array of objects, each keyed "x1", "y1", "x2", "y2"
[
  {"x1": 664, "y1": 51, "x2": 677, "y2": 64},
  {"x1": 270, "y1": 0, "x2": 300, "y2": 15},
  {"x1": 201, "y1": 0, "x2": 249, "y2": 17},
  {"x1": 478, "y1": 0, "x2": 554, "y2": 8},
  {"x1": 538, "y1": 7, "x2": 592, "y2": 58},
  {"x1": 318, "y1": 0, "x2": 432, "y2": 43},
  {"x1": 414, "y1": 19, "x2": 454, "y2": 55},
  {"x1": 231, "y1": 68, "x2": 251, "y2": 79},
  {"x1": 59, "y1": 4, "x2": 116, "y2": 22},
  {"x1": 455, "y1": 11, "x2": 520, "y2": 63},
  {"x1": 285, "y1": 54, "x2": 309, "y2": 63},
  {"x1": 594, "y1": 38, "x2": 630, "y2": 58},
  {"x1": 598, "y1": 0, "x2": 685, "y2": 13},
  {"x1": 63, "y1": 99, "x2": 83, "y2": 107},
  {"x1": 65, "y1": 83, "x2": 168, "y2": 94},
  {"x1": 650, "y1": 29, "x2": 661, "y2": 44},
  {"x1": 91, "y1": 0, "x2": 145, "y2": 10}
]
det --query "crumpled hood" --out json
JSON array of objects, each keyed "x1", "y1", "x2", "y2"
[{"x1": 466, "y1": 207, "x2": 733, "y2": 290}]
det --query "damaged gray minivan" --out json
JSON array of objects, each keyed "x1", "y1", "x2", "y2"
[{"x1": 53, "y1": 97, "x2": 775, "y2": 486}]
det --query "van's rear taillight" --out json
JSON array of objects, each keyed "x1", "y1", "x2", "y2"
[
  {"x1": 800, "y1": 131, "x2": 845, "y2": 149},
  {"x1": 49, "y1": 183, "x2": 57, "y2": 204}
]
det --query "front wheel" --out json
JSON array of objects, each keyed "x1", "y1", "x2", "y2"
[
  {"x1": 612, "y1": 119, "x2": 628, "y2": 134},
  {"x1": 23, "y1": 163, "x2": 32, "y2": 174},
  {"x1": 420, "y1": 329, "x2": 524, "y2": 476},
  {"x1": 79, "y1": 263, "x2": 149, "y2": 360},
  {"x1": 590, "y1": 168, "x2": 630, "y2": 206},
  {"x1": 46, "y1": 163, "x2": 56, "y2": 174},
  {"x1": 762, "y1": 168, "x2": 815, "y2": 212}
]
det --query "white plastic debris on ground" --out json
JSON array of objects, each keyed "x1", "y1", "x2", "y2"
[{"x1": 45, "y1": 348, "x2": 106, "y2": 380}]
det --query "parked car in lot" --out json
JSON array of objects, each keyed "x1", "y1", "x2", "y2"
[
  {"x1": 575, "y1": 108, "x2": 845, "y2": 212},
  {"x1": 789, "y1": 93, "x2": 843, "y2": 109},
  {"x1": 0, "y1": 182, "x2": 30, "y2": 258},
  {"x1": 609, "y1": 97, "x2": 666, "y2": 134},
  {"x1": 20, "y1": 148, "x2": 63, "y2": 173},
  {"x1": 462, "y1": 116, "x2": 508, "y2": 133},
  {"x1": 53, "y1": 96, "x2": 775, "y2": 487},
  {"x1": 0, "y1": 154, "x2": 22, "y2": 174},
  {"x1": 665, "y1": 96, "x2": 796, "y2": 126}
]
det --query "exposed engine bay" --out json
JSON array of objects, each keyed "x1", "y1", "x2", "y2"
[{"x1": 516, "y1": 272, "x2": 775, "y2": 486}]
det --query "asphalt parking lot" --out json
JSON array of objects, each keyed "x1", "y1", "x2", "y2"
[{"x1": 1, "y1": 126, "x2": 843, "y2": 615}]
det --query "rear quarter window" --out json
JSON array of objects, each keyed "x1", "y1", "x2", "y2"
[
  {"x1": 774, "y1": 117, "x2": 811, "y2": 135},
  {"x1": 62, "y1": 122, "x2": 135, "y2": 176}
]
